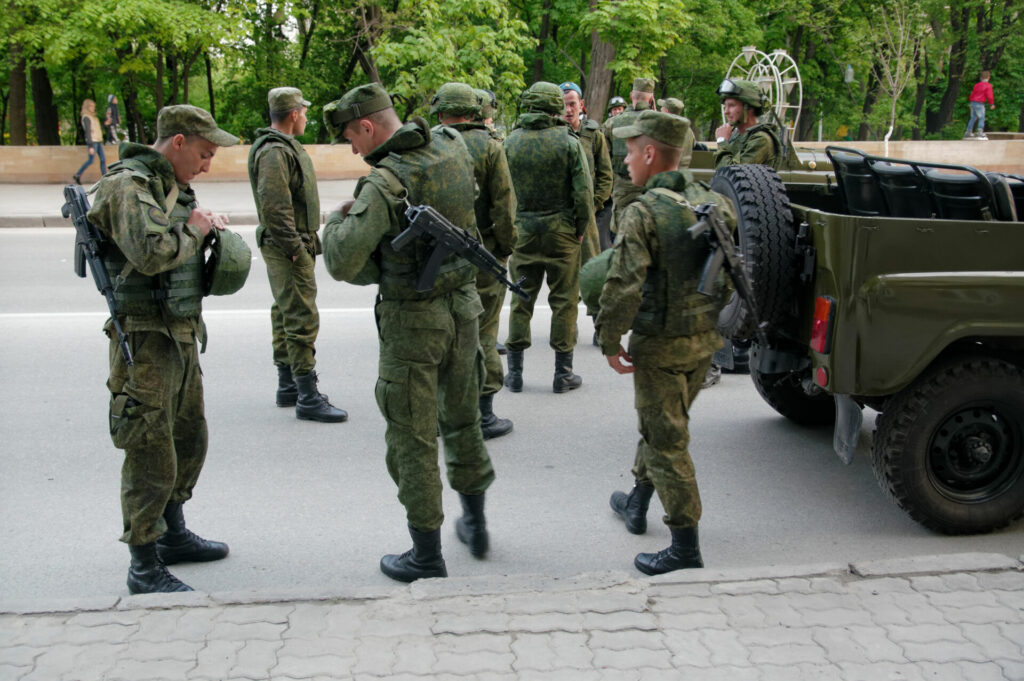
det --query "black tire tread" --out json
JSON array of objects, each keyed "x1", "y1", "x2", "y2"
[{"x1": 750, "y1": 367, "x2": 836, "y2": 426}]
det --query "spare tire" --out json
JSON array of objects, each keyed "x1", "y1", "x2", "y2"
[{"x1": 710, "y1": 164, "x2": 799, "y2": 341}]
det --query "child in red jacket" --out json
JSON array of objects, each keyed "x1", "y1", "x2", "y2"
[{"x1": 965, "y1": 70, "x2": 995, "y2": 140}]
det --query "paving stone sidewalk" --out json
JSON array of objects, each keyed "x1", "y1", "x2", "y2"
[{"x1": 2, "y1": 552, "x2": 1023, "y2": 680}]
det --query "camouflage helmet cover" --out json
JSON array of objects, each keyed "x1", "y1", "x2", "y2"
[
  {"x1": 476, "y1": 88, "x2": 498, "y2": 119},
  {"x1": 430, "y1": 82, "x2": 481, "y2": 117},
  {"x1": 520, "y1": 81, "x2": 564, "y2": 114},
  {"x1": 717, "y1": 79, "x2": 767, "y2": 111},
  {"x1": 203, "y1": 228, "x2": 252, "y2": 296}
]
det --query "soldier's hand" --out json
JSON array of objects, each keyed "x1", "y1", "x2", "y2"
[
  {"x1": 605, "y1": 347, "x2": 635, "y2": 374},
  {"x1": 714, "y1": 124, "x2": 732, "y2": 141},
  {"x1": 188, "y1": 208, "x2": 228, "y2": 236},
  {"x1": 335, "y1": 199, "x2": 355, "y2": 217}
]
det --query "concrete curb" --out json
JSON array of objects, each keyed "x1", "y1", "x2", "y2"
[{"x1": 3, "y1": 552, "x2": 1020, "y2": 616}]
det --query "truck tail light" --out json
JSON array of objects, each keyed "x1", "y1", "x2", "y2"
[{"x1": 810, "y1": 296, "x2": 835, "y2": 354}]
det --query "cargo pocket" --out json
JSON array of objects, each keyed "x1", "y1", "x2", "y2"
[
  {"x1": 109, "y1": 390, "x2": 160, "y2": 450},
  {"x1": 374, "y1": 362, "x2": 411, "y2": 428}
]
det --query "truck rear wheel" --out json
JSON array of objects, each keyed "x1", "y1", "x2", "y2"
[
  {"x1": 750, "y1": 367, "x2": 836, "y2": 426},
  {"x1": 710, "y1": 164, "x2": 799, "y2": 341},
  {"x1": 872, "y1": 356, "x2": 1024, "y2": 534}
]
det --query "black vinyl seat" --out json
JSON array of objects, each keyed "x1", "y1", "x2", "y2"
[
  {"x1": 870, "y1": 161, "x2": 933, "y2": 218},
  {"x1": 997, "y1": 174, "x2": 1024, "y2": 221},
  {"x1": 986, "y1": 173, "x2": 1019, "y2": 222},
  {"x1": 923, "y1": 168, "x2": 997, "y2": 221},
  {"x1": 827, "y1": 148, "x2": 887, "y2": 217}
]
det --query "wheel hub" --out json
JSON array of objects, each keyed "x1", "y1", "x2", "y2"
[{"x1": 929, "y1": 406, "x2": 1019, "y2": 501}]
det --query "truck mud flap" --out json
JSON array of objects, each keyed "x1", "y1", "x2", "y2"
[{"x1": 833, "y1": 394, "x2": 863, "y2": 465}]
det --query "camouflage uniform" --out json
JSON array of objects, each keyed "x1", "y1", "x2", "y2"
[
  {"x1": 604, "y1": 100, "x2": 652, "y2": 233},
  {"x1": 504, "y1": 91, "x2": 593, "y2": 356},
  {"x1": 322, "y1": 111, "x2": 494, "y2": 534},
  {"x1": 596, "y1": 112, "x2": 736, "y2": 534},
  {"x1": 249, "y1": 120, "x2": 323, "y2": 376},
  {"x1": 448, "y1": 120, "x2": 516, "y2": 396},
  {"x1": 714, "y1": 123, "x2": 781, "y2": 169},
  {"x1": 575, "y1": 118, "x2": 613, "y2": 264}
]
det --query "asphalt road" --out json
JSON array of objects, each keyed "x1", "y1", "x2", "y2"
[{"x1": 2, "y1": 226, "x2": 1022, "y2": 606}]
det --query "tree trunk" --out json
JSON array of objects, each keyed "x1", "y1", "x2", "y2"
[
  {"x1": 928, "y1": 3, "x2": 970, "y2": 134},
  {"x1": 299, "y1": 0, "x2": 320, "y2": 69},
  {"x1": 9, "y1": 44, "x2": 27, "y2": 145},
  {"x1": 796, "y1": 96, "x2": 816, "y2": 142},
  {"x1": 857, "y1": 71, "x2": 878, "y2": 140},
  {"x1": 205, "y1": 53, "x2": 216, "y2": 119},
  {"x1": 911, "y1": 53, "x2": 928, "y2": 140},
  {"x1": 584, "y1": 1, "x2": 614, "y2": 125},
  {"x1": 532, "y1": 0, "x2": 553, "y2": 84},
  {"x1": 0, "y1": 89, "x2": 8, "y2": 145},
  {"x1": 155, "y1": 48, "x2": 165, "y2": 112},
  {"x1": 30, "y1": 60, "x2": 60, "y2": 145},
  {"x1": 165, "y1": 50, "x2": 179, "y2": 105}
]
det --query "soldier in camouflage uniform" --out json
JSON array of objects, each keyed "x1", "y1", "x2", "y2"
[
  {"x1": 87, "y1": 105, "x2": 239, "y2": 594},
  {"x1": 431, "y1": 82, "x2": 517, "y2": 440},
  {"x1": 713, "y1": 78, "x2": 782, "y2": 169},
  {"x1": 603, "y1": 78, "x2": 658, "y2": 237},
  {"x1": 321, "y1": 84, "x2": 495, "y2": 582},
  {"x1": 503, "y1": 81, "x2": 594, "y2": 394},
  {"x1": 607, "y1": 96, "x2": 627, "y2": 119},
  {"x1": 476, "y1": 88, "x2": 500, "y2": 133},
  {"x1": 596, "y1": 110, "x2": 737, "y2": 575},
  {"x1": 560, "y1": 81, "x2": 612, "y2": 265},
  {"x1": 249, "y1": 87, "x2": 347, "y2": 423}
]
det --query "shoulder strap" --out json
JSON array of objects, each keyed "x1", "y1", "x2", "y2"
[{"x1": 373, "y1": 164, "x2": 408, "y2": 203}]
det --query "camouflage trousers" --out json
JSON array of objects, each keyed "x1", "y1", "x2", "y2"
[
  {"x1": 106, "y1": 326, "x2": 207, "y2": 545},
  {"x1": 506, "y1": 230, "x2": 580, "y2": 353},
  {"x1": 580, "y1": 210, "x2": 601, "y2": 265},
  {"x1": 476, "y1": 269, "x2": 508, "y2": 397},
  {"x1": 262, "y1": 242, "x2": 319, "y2": 375},
  {"x1": 630, "y1": 354, "x2": 714, "y2": 529},
  {"x1": 375, "y1": 283, "x2": 495, "y2": 532}
]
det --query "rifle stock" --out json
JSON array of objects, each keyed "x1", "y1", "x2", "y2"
[{"x1": 62, "y1": 184, "x2": 134, "y2": 366}]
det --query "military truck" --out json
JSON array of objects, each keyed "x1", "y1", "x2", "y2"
[{"x1": 714, "y1": 146, "x2": 1024, "y2": 535}]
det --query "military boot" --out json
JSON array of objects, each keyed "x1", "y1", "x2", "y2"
[
  {"x1": 504, "y1": 350, "x2": 524, "y2": 392},
  {"x1": 294, "y1": 371, "x2": 348, "y2": 423},
  {"x1": 634, "y1": 526, "x2": 704, "y2": 576},
  {"x1": 380, "y1": 525, "x2": 448, "y2": 583},
  {"x1": 128, "y1": 543, "x2": 193, "y2": 594},
  {"x1": 609, "y1": 481, "x2": 655, "y2": 534},
  {"x1": 479, "y1": 394, "x2": 513, "y2": 440},
  {"x1": 156, "y1": 501, "x2": 230, "y2": 565},
  {"x1": 276, "y1": 365, "x2": 298, "y2": 407},
  {"x1": 455, "y1": 493, "x2": 489, "y2": 558},
  {"x1": 553, "y1": 351, "x2": 583, "y2": 393}
]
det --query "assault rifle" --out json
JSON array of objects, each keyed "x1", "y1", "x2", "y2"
[
  {"x1": 688, "y1": 202, "x2": 767, "y2": 345},
  {"x1": 391, "y1": 204, "x2": 530, "y2": 301},
  {"x1": 62, "y1": 184, "x2": 134, "y2": 366}
]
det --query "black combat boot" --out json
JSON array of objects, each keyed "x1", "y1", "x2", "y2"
[
  {"x1": 609, "y1": 481, "x2": 655, "y2": 534},
  {"x1": 553, "y1": 351, "x2": 583, "y2": 393},
  {"x1": 479, "y1": 394, "x2": 513, "y2": 440},
  {"x1": 496, "y1": 341, "x2": 508, "y2": 356},
  {"x1": 455, "y1": 493, "x2": 489, "y2": 558},
  {"x1": 128, "y1": 543, "x2": 193, "y2": 594},
  {"x1": 156, "y1": 501, "x2": 230, "y2": 565},
  {"x1": 276, "y1": 365, "x2": 298, "y2": 407},
  {"x1": 504, "y1": 350, "x2": 524, "y2": 392},
  {"x1": 294, "y1": 371, "x2": 348, "y2": 423},
  {"x1": 380, "y1": 525, "x2": 448, "y2": 583},
  {"x1": 634, "y1": 526, "x2": 704, "y2": 576}
]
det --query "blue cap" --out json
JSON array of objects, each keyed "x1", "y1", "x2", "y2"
[{"x1": 559, "y1": 81, "x2": 582, "y2": 97}]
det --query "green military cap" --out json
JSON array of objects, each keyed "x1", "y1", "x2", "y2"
[
  {"x1": 157, "y1": 105, "x2": 239, "y2": 146},
  {"x1": 632, "y1": 78, "x2": 656, "y2": 94},
  {"x1": 430, "y1": 82, "x2": 480, "y2": 117},
  {"x1": 268, "y1": 87, "x2": 311, "y2": 113},
  {"x1": 322, "y1": 83, "x2": 394, "y2": 143},
  {"x1": 612, "y1": 109, "x2": 690, "y2": 149},
  {"x1": 657, "y1": 97, "x2": 684, "y2": 115},
  {"x1": 476, "y1": 88, "x2": 498, "y2": 119}
]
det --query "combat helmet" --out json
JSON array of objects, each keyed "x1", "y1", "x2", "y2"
[
  {"x1": 520, "y1": 81, "x2": 564, "y2": 115},
  {"x1": 430, "y1": 82, "x2": 481, "y2": 118},
  {"x1": 716, "y1": 79, "x2": 767, "y2": 113},
  {"x1": 607, "y1": 96, "x2": 627, "y2": 111},
  {"x1": 203, "y1": 229, "x2": 252, "y2": 296},
  {"x1": 476, "y1": 88, "x2": 498, "y2": 120}
]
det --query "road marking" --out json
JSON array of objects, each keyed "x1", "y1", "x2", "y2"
[{"x1": 0, "y1": 305, "x2": 560, "y2": 320}]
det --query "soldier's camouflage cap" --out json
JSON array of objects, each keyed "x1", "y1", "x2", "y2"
[
  {"x1": 476, "y1": 88, "x2": 498, "y2": 119},
  {"x1": 157, "y1": 105, "x2": 238, "y2": 146},
  {"x1": 632, "y1": 78, "x2": 656, "y2": 94},
  {"x1": 322, "y1": 83, "x2": 394, "y2": 144},
  {"x1": 430, "y1": 82, "x2": 480, "y2": 117},
  {"x1": 613, "y1": 109, "x2": 690, "y2": 149},
  {"x1": 520, "y1": 81, "x2": 564, "y2": 115},
  {"x1": 268, "y1": 87, "x2": 310, "y2": 113},
  {"x1": 657, "y1": 97, "x2": 684, "y2": 115}
]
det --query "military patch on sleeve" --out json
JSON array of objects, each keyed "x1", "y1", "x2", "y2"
[{"x1": 148, "y1": 206, "x2": 170, "y2": 226}]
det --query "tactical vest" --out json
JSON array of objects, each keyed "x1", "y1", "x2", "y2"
[
  {"x1": 100, "y1": 159, "x2": 204, "y2": 319},
  {"x1": 248, "y1": 131, "x2": 321, "y2": 234},
  {"x1": 374, "y1": 125, "x2": 478, "y2": 301},
  {"x1": 631, "y1": 184, "x2": 728, "y2": 337},
  {"x1": 608, "y1": 108, "x2": 644, "y2": 179},
  {"x1": 504, "y1": 123, "x2": 574, "y2": 234},
  {"x1": 449, "y1": 124, "x2": 497, "y2": 242}
]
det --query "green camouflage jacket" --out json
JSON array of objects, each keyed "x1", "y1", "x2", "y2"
[
  {"x1": 448, "y1": 122, "x2": 517, "y2": 258},
  {"x1": 575, "y1": 119, "x2": 613, "y2": 211},
  {"x1": 714, "y1": 123, "x2": 781, "y2": 169}
]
